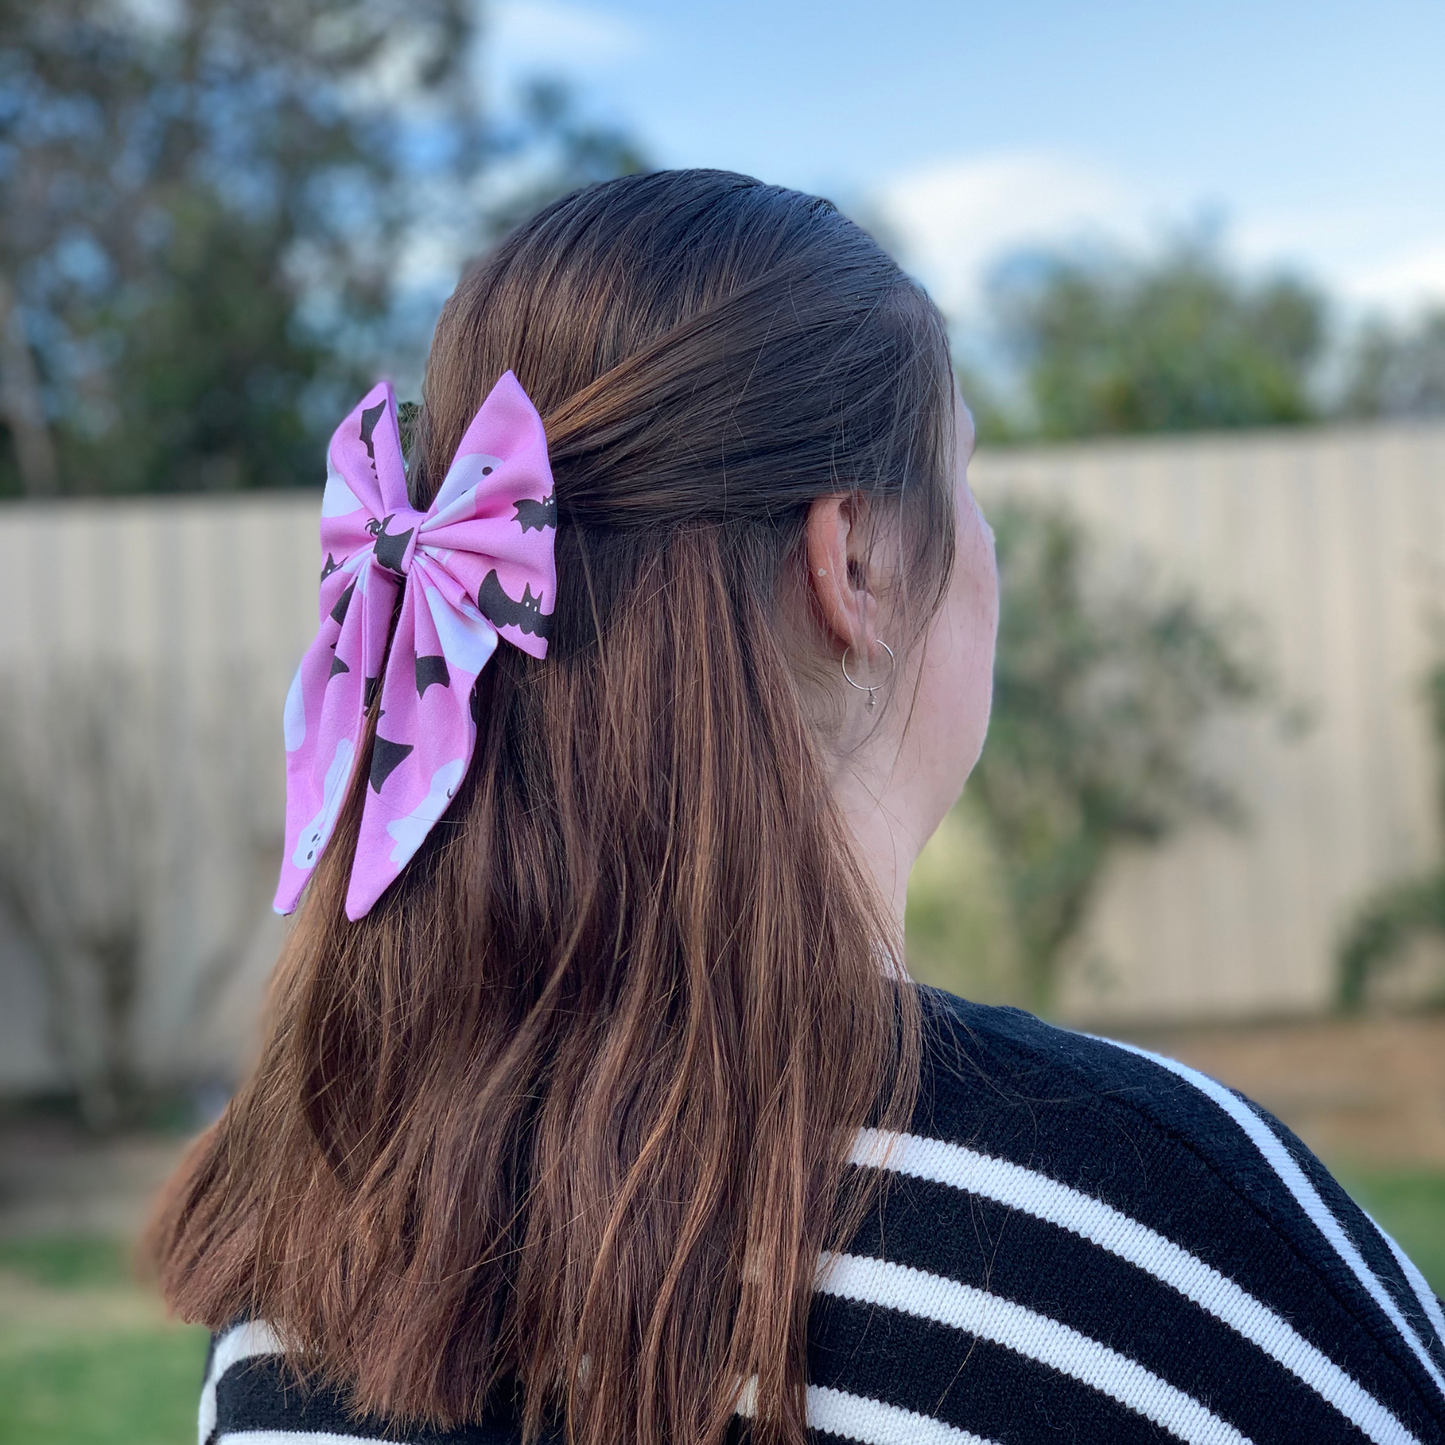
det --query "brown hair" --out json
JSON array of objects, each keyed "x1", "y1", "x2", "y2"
[{"x1": 148, "y1": 170, "x2": 957, "y2": 1445}]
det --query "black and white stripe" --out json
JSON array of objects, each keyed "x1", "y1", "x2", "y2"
[
  {"x1": 1100, "y1": 1038, "x2": 1445, "y2": 1398},
  {"x1": 197, "y1": 988, "x2": 1445, "y2": 1445},
  {"x1": 845, "y1": 1127, "x2": 1417, "y2": 1444}
]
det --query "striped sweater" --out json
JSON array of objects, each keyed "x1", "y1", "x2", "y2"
[{"x1": 200, "y1": 987, "x2": 1445, "y2": 1444}]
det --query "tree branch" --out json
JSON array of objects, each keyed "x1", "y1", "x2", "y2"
[{"x1": 0, "y1": 269, "x2": 58, "y2": 496}]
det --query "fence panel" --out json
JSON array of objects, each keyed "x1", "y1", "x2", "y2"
[
  {"x1": 0, "y1": 494, "x2": 319, "y2": 1091},
  {"x1": 972, "y1": 421, "x2": 1445, "y2": 1021}
]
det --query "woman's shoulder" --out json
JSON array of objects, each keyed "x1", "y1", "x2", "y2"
[
  {"x1": 809, "y1": 983, "x2": 1445, "y2": 1442},
  {"x1": 906, "y1": 983, "x2": 1431, "y2": 1301}
]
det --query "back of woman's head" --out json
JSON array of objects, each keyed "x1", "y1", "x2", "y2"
[{"x1": 150, "y1": 169, "x2": 957, "y2": 1445}]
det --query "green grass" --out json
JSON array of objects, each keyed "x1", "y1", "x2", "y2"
[
  {"x1": 1337, "y1": 1167, "x2": 1445, "y2": 1298},
  {"x1": 0, "y1": 1234, "x2": 208, "y2": 1445},
  {"x1": 0, "y1": 1234, "x2": 131, "y2": 1289},
  {"x1": 0, "y1": 1330, "x2": 208, "y2": 1445}
]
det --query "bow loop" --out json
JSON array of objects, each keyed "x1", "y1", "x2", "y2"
[{"x1": 276, "y1": 372, "x2": 557, "y2": 920}]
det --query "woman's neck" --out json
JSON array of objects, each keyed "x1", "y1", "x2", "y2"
[{"x1": 831, "y1": 757, "x2": 917, "y2": 944}]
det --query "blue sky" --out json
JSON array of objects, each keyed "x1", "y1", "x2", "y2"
[{"x1": 487, "y1": 0, "x2": 1445, "y2": 325}]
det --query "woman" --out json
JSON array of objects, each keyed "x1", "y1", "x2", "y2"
[{"x1": 150, "y1": 171, "x2": 1445, "y2": 1445}]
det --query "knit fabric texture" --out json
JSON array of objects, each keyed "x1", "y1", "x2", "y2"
[{"x1": 198, "y1": 988, "x2": 1445, "y2": 1444}]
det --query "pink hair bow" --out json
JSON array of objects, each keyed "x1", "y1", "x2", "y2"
[{"x1": 274, "y1": 372, "x2": 556, "y2": 921}]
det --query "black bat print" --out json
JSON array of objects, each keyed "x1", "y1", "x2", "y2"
[
  {"x1": 514, "y1": 494, "x2": 556, "y2": 532},
  {"x1": 370, "y1": 735, "x2": 413, "y2": 793},
  {"x1": 359, "y1": 399, "x2": 387, "y2": 464},
  {"x1": 330, "y1": 580, "x2": 356, "y2": 625},
  {"x1": 367, "y1": 513, "x2": 413, "y2": 574},
  {"x1": 415, "y1": 655, "x2": 450, "y2": 696},
  {"x1": 478, "y1": 569, "x2": 551, "y2": 640}
]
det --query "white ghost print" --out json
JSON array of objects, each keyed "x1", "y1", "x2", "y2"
[
  {"x1": 423, "y1": 451, "x2": 507, "y2": 529},
  {"x1": 386, "y1": 757, "x2": 467, "y2": 865},
  {"x1": 424, "y1": 586, "x2": 498, "y2": 677},
  {"x1": 321, "y1": 456, "x2": 363, "y2": 517},
  {"x1": 292, "y1": 735, "x2": 356, "y2": 869}
]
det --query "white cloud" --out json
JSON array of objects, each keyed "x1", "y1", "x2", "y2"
[
  {"x1": 1331, "y1": 245, "x2": 1445, "y2": 316},
  {"x1": 873, "y1": 152, "x2": 1149, "y2": 319},
  {"x1": 1231, "y1": 211, "x2": 1445, "y2": 314},
  {"x1": 489, "y1": 0, "x2": 646, "y2": 75},
  {"x1": 878, "y1": 151, "x2": 1445, "y2": 325},
  {"x1": 1230, "y1": 210, "x2": 1384, "y2": 271}
]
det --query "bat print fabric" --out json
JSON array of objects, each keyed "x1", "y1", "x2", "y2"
[{"x1": 274, "y1": 372, "x2": 557, "y2": 921}]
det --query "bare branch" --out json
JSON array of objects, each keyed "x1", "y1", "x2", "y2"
[{"x1": 0, "y1": 269, "x2": 58, "y2": 496}]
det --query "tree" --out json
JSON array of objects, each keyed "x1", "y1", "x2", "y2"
[
  {"x1": 1340, "y1": 309, "x2": 1445, "y2": 420},
  {"x1": 0, "y1": 0, "x2": 647, "y2": 497},
  {"x1": 952, "y1": 359, "x2": 1018, "y2": 447},
  {"x1": 985, "y1": 238, "x2": 1327, "y2": 440},
  {"x1": 1337, "y1": 657, "x2": 1445, "y2": 1009},
  {"x1": 963, "y1": 500, "x2": 1264, "y2": 1008},
  {"x1": 482, "y1": 78, "x2": 651, "y2": 244}
]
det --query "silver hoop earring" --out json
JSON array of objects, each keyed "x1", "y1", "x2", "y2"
[{"x1": 841, "y1": 640, "x2": 895, "y2": 712}]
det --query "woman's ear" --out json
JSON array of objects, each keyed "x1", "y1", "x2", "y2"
[{"x1": 805, "y1": 494, "x2": 877, "y2": 652}]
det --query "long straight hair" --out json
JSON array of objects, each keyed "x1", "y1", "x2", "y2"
[{"x1": 148, "y1": 170, "x2": 958, "y2": 1445}]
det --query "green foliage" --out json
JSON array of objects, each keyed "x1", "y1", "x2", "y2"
[
  {"x1": 78, "y1": 191, "x2": 348, "y2": 493},
  {"x1": 1340, "y1": 308, "x2": 1445, "y2": 420},
  {"x1": 963, "y1": 237, "x2": 1445, "y2": 442},
  {"x1": 0, "y1": 0, "x2": 458, "y2": 493},
  {"x1": 905, "y1": 804, "x2": 1023, "y2": 1004},
  {"x1": 961, "y1": 499, "x2": 1264, "y2": 1008},
  {"x1": 1337, "y1": 659, "x2": 1445, "y2": 1009},
  {"x1": 1338, "y1": 878, "x2": 1445, "y2": 1010},
  {"x1": 0, "y1": 1, "x2": 647, "y2": 496},
  {"x1": 952, "y1": 361, "x2": 1019, "y2": 447},
  {"x1": 979, "y1": 239, "x2": 1327, "y2": 440}
]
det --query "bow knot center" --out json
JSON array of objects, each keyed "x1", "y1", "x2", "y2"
[{"x1": 366, "y1": 510, "x2": 421, "y2": 576}]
